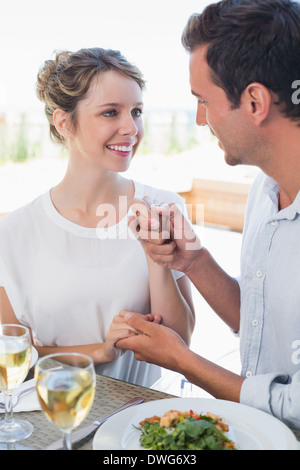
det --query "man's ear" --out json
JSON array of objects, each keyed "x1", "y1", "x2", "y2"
[
  {"x1": 53, "y1": 109, "x2": 73, "y2": 140},
  {"x1": 242, "y1": 82, "x2": 272, "y2": 126}
]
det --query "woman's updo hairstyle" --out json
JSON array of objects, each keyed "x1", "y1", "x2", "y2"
[{"x1": 36, "y1": 48, "x2": 146, "y2": 145}]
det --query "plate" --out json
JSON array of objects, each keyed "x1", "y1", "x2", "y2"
[
  {"x1": 93, "y1": 397, "x2": 299, "y2": 450},
  {"x1": 30, "y1": 346, "x2": 38, "y2": 368}
]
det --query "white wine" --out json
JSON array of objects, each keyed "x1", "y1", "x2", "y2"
[
  {"x1": 0, "y1": 341, "x2": 32, "y2": 391},
  {"x1": 36, "y1": 369, "x2": 95, "y2": 431}
]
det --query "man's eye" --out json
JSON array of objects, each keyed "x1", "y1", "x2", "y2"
[{"x1": 132, "y1": 108, "x2": 143, "y2": 118}]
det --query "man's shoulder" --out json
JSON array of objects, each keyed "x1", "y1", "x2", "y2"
[
  {"x1": 247, "y1": 171, "x2": 272, "y2": 203},
  {"x1": 250, "y1": 171, "x2": 269, "y2": 190}
]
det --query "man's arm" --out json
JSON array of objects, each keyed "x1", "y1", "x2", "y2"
[
  {"x1": 240, "y1": 370, "x2": 300, "y2": 430},
  {"x1": 117, "y1": 312, "x2": 244, "y2": 402},
  {"x1": 131, "y1": 200, "x2": 240, "y2": 332},
  {"x1": 184, "y1": 247, "x2": 240, "y2": 332}
]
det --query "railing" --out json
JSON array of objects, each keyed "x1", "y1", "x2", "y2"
[{"x1": 180, "y1": 178, "x2": 251, "y2": 232}]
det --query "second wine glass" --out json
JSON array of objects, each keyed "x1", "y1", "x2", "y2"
[{"x1": 35, "y1": 352, "x2": 96, "y2": 450}]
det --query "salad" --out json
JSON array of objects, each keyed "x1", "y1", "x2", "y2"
[{"x1": 138, "y1": 409, "x2": 236, "y2": 450}]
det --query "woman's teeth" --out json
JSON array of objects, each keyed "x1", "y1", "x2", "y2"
[{"x1": 107, "y1": 145, "x2": 132, "y2": 152}]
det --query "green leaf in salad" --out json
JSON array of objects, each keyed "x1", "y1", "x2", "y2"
[{"x1": 139, "y1": 415, "x2": 236, "y2": 450}]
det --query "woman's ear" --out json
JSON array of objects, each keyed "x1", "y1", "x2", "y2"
[
  {"x1": 53, "y1": 109, "x2": 72, "y2": 140},
  {"x1": 243, "y1": 82, "x2": 272, "y2": 126}
]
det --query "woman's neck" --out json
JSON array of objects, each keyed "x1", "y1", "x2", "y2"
[{"x1": 50, "y1": 158, "x2": 134, "y2": 228}]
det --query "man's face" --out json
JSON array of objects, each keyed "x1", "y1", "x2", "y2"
[{"x1": 189, "y1": 45, "x2": 255, "y2": 167}]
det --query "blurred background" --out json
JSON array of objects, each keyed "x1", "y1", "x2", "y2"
[{"x1": 0, "y1": 0, "x2": 260, "y2": 395}]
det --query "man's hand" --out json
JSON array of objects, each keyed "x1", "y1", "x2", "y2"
[
  {"x1": 117, "y1": 312, "x2": 244, "y2": 403},
  {"x1": 129, "y1": 196, "x2": 202, "y2": 273}
]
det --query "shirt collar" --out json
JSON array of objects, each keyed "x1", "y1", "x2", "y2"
[{"x1": 263, "y1": 174, "x2": 300, "y2": 221}]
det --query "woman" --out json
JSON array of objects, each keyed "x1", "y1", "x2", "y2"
[{"x1": 0, "y1": 48, "x2": 194, "y2": 387}]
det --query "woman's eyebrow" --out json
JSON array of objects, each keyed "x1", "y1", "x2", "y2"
[
  {"x1": 97, "y1": 102, "x2": 144, "y2": 108},
  {"x1": 97, "y1": 102, "x2": 120, "y2": 108}
]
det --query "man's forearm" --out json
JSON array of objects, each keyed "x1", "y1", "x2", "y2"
[
  {"x1": 177, "y1": 348, "x2": 244, "y2": 402},
  {"x1": 185, "y1": 247, "x2": 240, "y2": 332}
]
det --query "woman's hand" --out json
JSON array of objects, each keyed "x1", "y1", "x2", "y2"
[
  {"x1": 102, "y1": 310, "x2": 139, "y2": 362},
  {"x1": 128, "y1": 197, "x2": 170, "y2": 246}
]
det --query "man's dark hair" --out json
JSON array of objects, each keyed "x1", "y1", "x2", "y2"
[{"x1": 182, "y1": 0, "x2": 300, "y2": 122}]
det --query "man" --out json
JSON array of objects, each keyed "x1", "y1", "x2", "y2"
[{"x1": 117, "y1": 0, "x2": 300, "y2": 430}]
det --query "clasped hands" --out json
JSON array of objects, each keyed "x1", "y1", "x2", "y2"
[
  {"x1": 104, "y1": 309, "x2": 162, "y2": 362},
  {"x1": 128, "y1": 195, "x2": 201, "y2": 271}
]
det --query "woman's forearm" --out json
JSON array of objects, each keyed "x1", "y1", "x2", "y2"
[
  {"x1": 146, "y1": 254, "x2": 195, "y2": 344},
  {"x1": 35, "y1": 341, "x2": 118, "y2": 365}
]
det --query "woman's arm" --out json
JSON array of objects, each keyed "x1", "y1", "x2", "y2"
[
  {"x1": 0, "y1": 286, "x2": 136, "y2": 364},
  {"x1": 145, "y1": 253, "x2": 195, "y2": 344},
  {"x1": 130, "y1": 197, "x2": 195, "y2": 344}
]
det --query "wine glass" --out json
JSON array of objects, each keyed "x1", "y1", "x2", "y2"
[
  {"x1": 35, "y1": 352, "x2": 96, "y2": 450},
  {"x1": 0, "y1": 324, "x2": 33, "y2": 443}
]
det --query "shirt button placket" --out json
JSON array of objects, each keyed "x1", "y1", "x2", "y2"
[{"x1": 248, "y1": 259, "x2": 265, "y2": 377}]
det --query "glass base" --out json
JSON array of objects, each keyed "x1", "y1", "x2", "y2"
[
  {"x1": 0, "y1": 419, "x2": 33, "y2": 443},
  {"x1": 0, "y1": 442, "x2": 32, "y2": 450}
]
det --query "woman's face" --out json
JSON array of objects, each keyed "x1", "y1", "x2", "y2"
[{"x1": 68, "y1": 70, "x2": 144, "y2": 172}]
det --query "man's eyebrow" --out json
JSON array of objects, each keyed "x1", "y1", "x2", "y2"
[{"x1": 191, "y1": 90, "x2": 204, "y2": 99}]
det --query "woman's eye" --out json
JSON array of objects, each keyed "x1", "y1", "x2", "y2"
[
  {"x1": 132, "y1": 108, "x2": 143, "y2": 118},
  {"x1": 103, "y1": 110, "x2": 117, "y2": 117}
]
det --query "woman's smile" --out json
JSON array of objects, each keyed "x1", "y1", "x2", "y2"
[{"x1": 106, "y1": 141, "x2": 135, "y2": 157}]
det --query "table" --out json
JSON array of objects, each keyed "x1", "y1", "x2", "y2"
[
  {"x1": 10, "y1": 373, "x2": 175, "y2": 450},
  {"x1": 3, "y1": 371, "x2": 300, "y2": 450}
]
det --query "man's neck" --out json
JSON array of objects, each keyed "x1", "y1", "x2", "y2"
[
  {"x1": 278, "y1": 187, "x2": 294, "y2": 211},
  {"x1": 260, "y1": 121, "x2": 300, "y2": 206}
]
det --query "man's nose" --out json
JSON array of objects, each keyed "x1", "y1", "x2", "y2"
[{"x1": 196, "y1": 103, "x2": 208, "y2": 127}]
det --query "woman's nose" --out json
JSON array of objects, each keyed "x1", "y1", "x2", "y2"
[{"x1": 119, "y1": 114, "x2": 138, "y2": 136}]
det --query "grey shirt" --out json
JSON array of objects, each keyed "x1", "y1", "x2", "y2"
[{"x1": 239, "y1": 171, "x2": 300, "y2": 429}]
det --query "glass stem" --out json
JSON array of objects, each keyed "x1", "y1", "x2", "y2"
[
  {"x1": 63, "y1": 431, "x2": 72, "y2": 450},
  {"x1": 4, "y1": 392, "x2": 14, "y2": 427}
]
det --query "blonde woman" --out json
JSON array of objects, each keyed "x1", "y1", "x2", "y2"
[{"x1": 0, "y1": 48, "x2": 194, "y2": 386}]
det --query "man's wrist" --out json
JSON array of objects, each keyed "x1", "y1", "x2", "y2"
[{"x1": 184, "y1": 246, "x2": 207, "y2": 279}]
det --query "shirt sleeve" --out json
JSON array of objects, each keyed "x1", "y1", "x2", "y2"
[
  {"x1": 0, "y1": 255, "x2": 6, "y2": 287},
  {"x1": 240, "y1": 371, "x2": 300, "y2": 430}
]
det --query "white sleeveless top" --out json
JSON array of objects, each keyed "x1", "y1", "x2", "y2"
[{"x1": 0, "y1": 180, "x2": 185, "y2": 387}]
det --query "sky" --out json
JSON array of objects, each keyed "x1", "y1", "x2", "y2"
[{"x1": 0, "y1": 0, "x2": 213, "y2": 116}]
